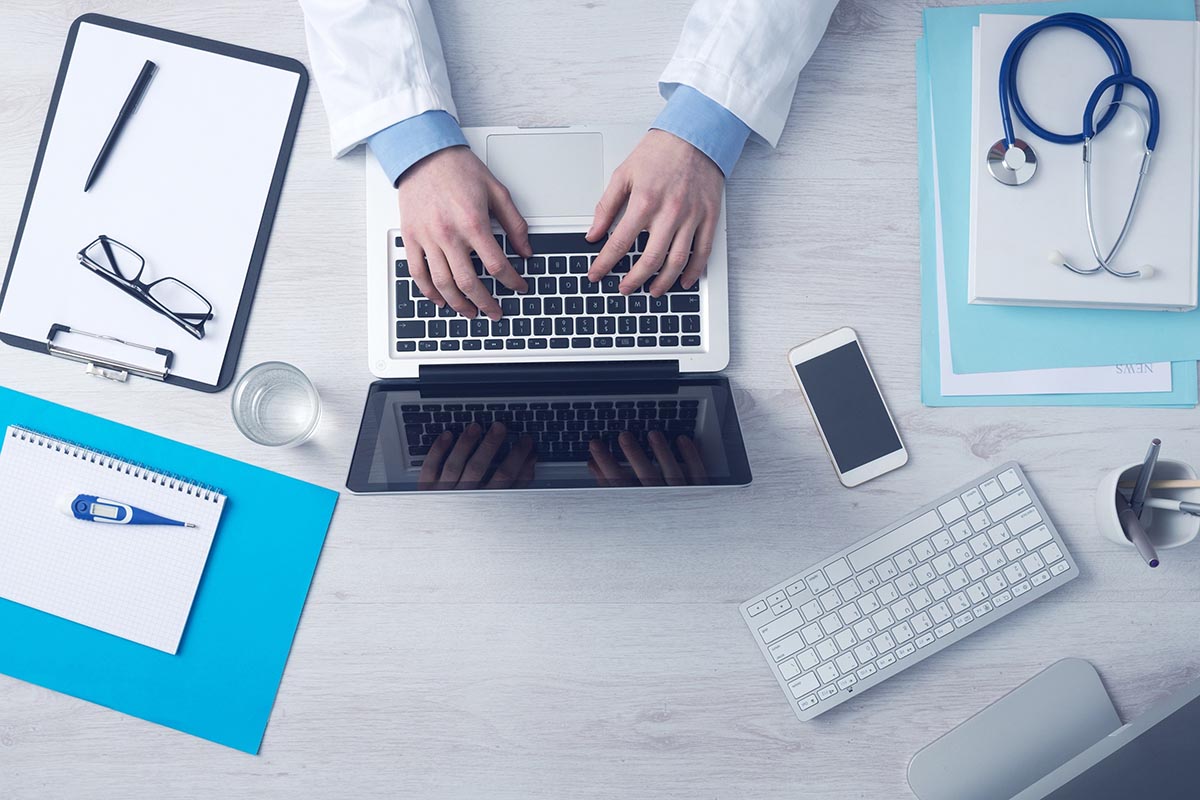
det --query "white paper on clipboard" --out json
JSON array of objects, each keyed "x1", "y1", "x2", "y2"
[{"x1": 0, "y1": 20, "x2": 299, "y2": 387}]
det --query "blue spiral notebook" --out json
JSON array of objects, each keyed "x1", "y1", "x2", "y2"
[{"x1": 0, "y1": 384, "x2": 338, "y2": 753}]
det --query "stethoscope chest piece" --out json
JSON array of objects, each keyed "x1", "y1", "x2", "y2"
[{"x1": 987, "y1": 137, "x2": 1037, "y2": 185}]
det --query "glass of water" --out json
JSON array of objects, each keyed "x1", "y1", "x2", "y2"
[{"x1": 231, "y1": 361, "x2": 322, "y2": 447}]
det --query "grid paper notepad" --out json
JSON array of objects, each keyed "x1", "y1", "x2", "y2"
[{"x1": 0, "y1": 425, "x2": 225, "y2": 654}]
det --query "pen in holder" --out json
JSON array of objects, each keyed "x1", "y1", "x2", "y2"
[{"x1": 1096, "y1": 458, "x2": 1200, "y2": 558}]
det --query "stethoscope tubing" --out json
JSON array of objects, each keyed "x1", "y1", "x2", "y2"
[{"x1": 999, "y1": 13, "x2": 1131, "y2": 147}]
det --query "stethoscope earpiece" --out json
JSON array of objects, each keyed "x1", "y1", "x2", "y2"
[{"x1": 993, "y1": 13, "x2": 1161, "y2": 280}]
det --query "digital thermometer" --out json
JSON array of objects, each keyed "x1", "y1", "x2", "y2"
[{"x1": 62, "y1": 494, "x2": 195, "y2": 528}]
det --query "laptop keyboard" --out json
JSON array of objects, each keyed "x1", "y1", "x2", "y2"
[
  {"x1": 393, "y1": 232, "x2": 704, "y2": 356},
  {"x1": 400, "y1": 398, "x2": 701, "y2": 465}
]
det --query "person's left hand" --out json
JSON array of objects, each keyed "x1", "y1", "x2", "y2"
[
  {"x1": 585, "y1": 130, "x2": 724, "y2": 297},
  {"x1": 418, "y1": 422, "x2": 536, "y2": 490},
  {"x1": 588, "y1": 430, "x2": 708, "y2": 487}
]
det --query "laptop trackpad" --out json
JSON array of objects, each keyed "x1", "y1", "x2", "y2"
[{"x1": 486, "y1": 133, "x2": 603, "y2": 219}]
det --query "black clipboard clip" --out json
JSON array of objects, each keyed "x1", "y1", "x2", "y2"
[{"x1": 46, "y1": 324, "x2": 174, "y2": 383}]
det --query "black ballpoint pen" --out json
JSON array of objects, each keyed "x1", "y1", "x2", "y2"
[{"x1": 83, "y1": 59, "x2": 157, "y2": 192}]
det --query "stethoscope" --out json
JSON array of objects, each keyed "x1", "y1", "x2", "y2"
[{"x1": 987, "y1": 13, "x2": 1160, "y2": 279}]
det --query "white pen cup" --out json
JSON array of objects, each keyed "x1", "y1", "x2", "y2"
[{"x1": 1096, "y1": 458, "x2": 1200, "y2": 550}]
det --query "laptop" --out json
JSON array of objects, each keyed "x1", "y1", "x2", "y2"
[{"x1": 352, "y1": 125, "x2": 749, "y2": 493}]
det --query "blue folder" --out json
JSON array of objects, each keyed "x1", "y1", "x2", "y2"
[
  {"x1": 918, "y1": 40, "x2": 1196, "y2": 407},
  {"x1": 0, "y1": 385, "x2": 338, "y2": 753},
  {"x1": 925, "y1": 0, "x2": 1200, "y2": 374}
]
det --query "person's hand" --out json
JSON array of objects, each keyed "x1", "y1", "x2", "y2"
[
  {"x1": 398, "y1": 146, "x2": 532, "y2": 320},
  {"x1": 587, "y1": 430, "x2": 708, "y2": 487},
  {"x1": 586, "y1": 129, "x2": 723, "y2": 297},
  {"x1": 418, "y1": 422, "x2": 537, "y2": 490}
]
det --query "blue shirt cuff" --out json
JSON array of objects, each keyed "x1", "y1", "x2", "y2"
[
  {"x1": 368, "y1": 110, "x2": 469, "y2": 185},
  {"x1": 651, "y1": 85, "x2": 751, "y2": 177}
]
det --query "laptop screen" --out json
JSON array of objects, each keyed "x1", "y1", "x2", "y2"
[{"x1": 347, "y1": 376, "x2": 751, "y2": 493}]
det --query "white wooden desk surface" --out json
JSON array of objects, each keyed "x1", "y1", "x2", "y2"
[{"x1": 1, "y1": 1, "x2": 1198, "y2": 797}]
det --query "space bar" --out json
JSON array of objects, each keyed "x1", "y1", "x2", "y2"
[{"x1": 849, "y1": 510, "x2": 943, "y2": 572}]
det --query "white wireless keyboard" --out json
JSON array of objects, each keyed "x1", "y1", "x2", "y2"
[{"x1": 741, "y1": 463, "x2": 1078, "y2": 720}]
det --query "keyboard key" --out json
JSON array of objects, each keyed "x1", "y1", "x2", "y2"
[
  {"x1": 980, "y1": 478, "x2": 1004, "y2": 501},
  {"x1": 824, "y1": 559, "x2": 853, "y2": 585},
  {"x1": 938, "y1": 497, "x2": 967, "y2": 523},
  {"x1": 1007, "y1": 506, "x2": 1042, "y2": 536},
  {"x1": 484, "y1": 340, "x2": 504, "y2": 350},
  {"x1": 669, "y1": 294, "x2": 700, "y2": 312},
  {"x1": 961, "y1": 488, "x2": 985, "y2": 511},
  {"x1": 636, "y1": 336, "x2": 657, "y2": 348},
  {"x1": 758, "y1": 610, "x2": 804, "y2": 644},
  {"x1": 629, "y1": 295, "x2": 648, "y2": 313},
  {"x1": 397, "y1": 341, "x2": 416, "y2": 352},
  {"x1": 419, "y1": 341, "x2": 437, "y2": 352},
  {"x1": 682, "y1": 335, "x2": 701, "y2": 347},
  {"x1": 789, "y1": 672, "x2": 820, "y2": 698},
  {"x1": 1021, "y1": 524, "x2": 1053, "y2": 551},
  {"x1": 396, "y1": 321, "x2": 426, "y2": 338},
  {"x1": 550, "y1": 338, "x2": 570, "y2": 349},
  {"x1": 768, "y1": 632, "x2": 805, "y2": 662},
  {"x1": 615, "y1": 336, "x2": 635, "y2": 347},
  {"x1": 528, "y1": 232, "x2": 606, "y2": 254},
  {"x1": 998, "y1": 469, "x2": 1021, "y2": 492},
  {"x1": 395, "y1": 259, "x2": 410, "y2": 278},
  {"x1": 949, "y1": 521, "x2": 972, "y2": 542}
]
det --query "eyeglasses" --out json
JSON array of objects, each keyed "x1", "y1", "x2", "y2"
[{"x1": 77, "y1": 235, "x2": 213, "y2": 340}]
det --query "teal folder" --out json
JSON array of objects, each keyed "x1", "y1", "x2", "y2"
[
  {"x1": 925, "y1": 0, "x2": 1200, "y2": 373},
  {"x1": 918, "y1": 39, "x2": 1197, "y2": 407},
  {"x1": 0, "y1": 385, "x2": 338, "y2": 753}
]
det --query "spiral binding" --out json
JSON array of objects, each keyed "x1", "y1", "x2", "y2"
[{"x1": 7, "y1": 426, "x2": 223, "y2": 503}]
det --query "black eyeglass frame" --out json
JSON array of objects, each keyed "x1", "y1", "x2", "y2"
[{"x1": 76, "y1": 235, "x2": 214, "y2": 340}]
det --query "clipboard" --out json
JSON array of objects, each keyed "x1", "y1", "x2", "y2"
[{"x1": 0, "y1": 14, "x2": 307, "y2": 393}]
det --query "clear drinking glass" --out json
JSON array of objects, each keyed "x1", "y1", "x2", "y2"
[{"x1": 231, "y1": 362, "x2": 322, "y2": 447}]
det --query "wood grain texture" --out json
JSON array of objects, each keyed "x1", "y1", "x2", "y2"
[{"x1": 1, "y1": 1, "x2": 1198, "y2": 797}]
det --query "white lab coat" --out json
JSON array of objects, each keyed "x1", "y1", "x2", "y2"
[{"x1": 299, "y1": 0, "x2": 839, "y2": 158}]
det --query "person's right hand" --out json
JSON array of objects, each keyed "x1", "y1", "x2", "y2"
[
  {"x1": 587, "y1": 431, "x2": 708, "y2": 487},
  {"x1": 398, "y1": 146, "x2": 532, "y2": 320}
]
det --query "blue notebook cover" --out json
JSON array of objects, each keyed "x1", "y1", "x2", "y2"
[
  {"x1": 0, "y1": 384, "x2": 338, "y2": 753},
  {"x1": 918, "y1": 38, "x2": 1197, "y2": 407},
  {"x1": 925, "y1": 0, "x2": 1200, "y2": 373}
]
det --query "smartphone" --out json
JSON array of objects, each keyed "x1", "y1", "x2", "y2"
[{"x1": 787, "y1": 327, "x2": 907, "y2": 487}]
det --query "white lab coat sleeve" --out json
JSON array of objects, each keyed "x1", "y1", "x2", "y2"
[
  {"x1": 659, "y1": 0, "x2": 839, "y2": 147},
  {"x1": 298, "y1": 0, "x2": 458, "y2": 157}
]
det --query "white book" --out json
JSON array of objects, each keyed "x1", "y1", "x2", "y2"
[
  {"x1": 0, "y1": 426, "x2": 225, "y2": 654},
  {"x1": 969, "y1": 15, "x2": 1200, "y2": 311},
  {"x1": 927, "y1": 71, "x2": 1173, "y2": 396}
]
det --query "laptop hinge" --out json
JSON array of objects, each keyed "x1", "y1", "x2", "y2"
[{"x1": 418, "y1": 360, "x2": 679, "y2": 386}]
